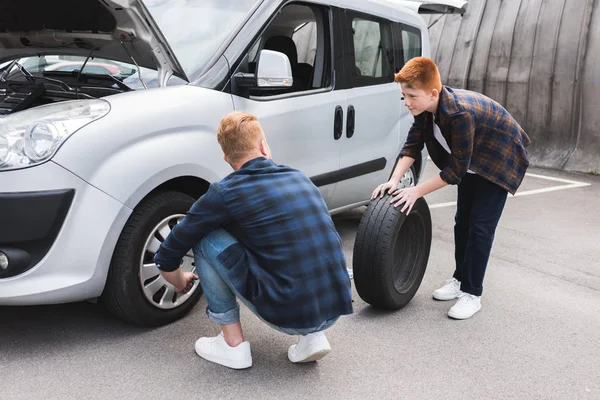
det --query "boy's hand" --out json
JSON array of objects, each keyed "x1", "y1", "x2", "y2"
[
  {"x1": 371, "y1": 180, "x2": 399, "y2": 199},
  {"x1": 390, "y1": 186, "x2": 422, "y2": 214}
]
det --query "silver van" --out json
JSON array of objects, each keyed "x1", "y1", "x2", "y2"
[{"x1": 0, "y1": 0, "x2": 466, "y2": 325}]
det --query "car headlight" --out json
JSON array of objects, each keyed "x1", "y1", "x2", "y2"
[{"x1": 0, "y1": 100, "x2": 110, "y2": 171}]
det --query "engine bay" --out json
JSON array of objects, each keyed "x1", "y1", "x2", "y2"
[
  {"x1": 0, "y1": 72, "x2": 133, "y2": 116},
  {"x1": 0, "y1": 56, "x2": 155, "y2": 115},
  {"x1": 0, "y1": 81, "x2": 46, "y2": 116}
]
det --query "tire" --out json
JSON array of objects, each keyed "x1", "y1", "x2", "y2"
[
  {"x1": 100, "y1": 191, "x2": 204, "y2": 326},
  {"x1": 353, "y1": 195, "x2": 432, "y2": 310}
]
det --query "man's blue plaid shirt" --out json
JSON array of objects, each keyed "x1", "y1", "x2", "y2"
[{"x1": 155, "y1": 157, "x2": 353, "y2": 329}]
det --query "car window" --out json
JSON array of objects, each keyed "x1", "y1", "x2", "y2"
[
  {"x1": 292, "y1": 22, "x2": 317, "y2": 66},
  {"x1": 348, "y1": 13, "x2": 395, "y2": 87},
  {"x1": 401, "y1": 25, "x2": 422, "y2": 64},
  {"x1": 246, "y1": 3, "x2": 332, "y2": 97}
]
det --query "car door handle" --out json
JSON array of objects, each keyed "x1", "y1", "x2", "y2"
[
  {"x1": 346, "y1": 105, "x2": 355, "y2": 138},
  {"x1": 334, "y1": 105, "x2": 343, "y2": 140}
]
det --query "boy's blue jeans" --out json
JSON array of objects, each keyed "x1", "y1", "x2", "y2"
[
  {"x1": 192, "y1": 229, "x2": 337, "y2": 336},
  {"x1": 453, "y1": 174, "x2": 508, "y2": 296}
]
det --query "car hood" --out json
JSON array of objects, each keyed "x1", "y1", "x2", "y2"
[{"x1": 0, "y1": 0, "x2": 187, "y2": 82}]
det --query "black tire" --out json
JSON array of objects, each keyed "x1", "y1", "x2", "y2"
[
  {"x1": 353, "y1": 196, "x2": 432, "y2": 310},
  {"x1": 100, "y1": 191, "x2": 204, "y2": 326}
]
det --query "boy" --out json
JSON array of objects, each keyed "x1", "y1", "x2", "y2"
[{"x1": 372, "y1": 57, "x2": 530, "y2": 319}]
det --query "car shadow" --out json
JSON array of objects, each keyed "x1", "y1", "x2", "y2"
[
  {"x1": 0, "y1": 302, "x2": 152, "y2": 354},
  {"x1": 332, "y1": 207, "x2": 364, "y2": 240}
]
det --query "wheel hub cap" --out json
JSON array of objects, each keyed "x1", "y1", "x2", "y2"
[{"x1": 139, "y1": 214, "x2": 199, "y2": 310}]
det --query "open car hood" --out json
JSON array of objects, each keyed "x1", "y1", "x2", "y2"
[
  {"x1": 0, "y1": 0, "x2": 187, "y2": 84},
  {"x1": 392, "y1": 0, "x2": 467, "y2": 15}
]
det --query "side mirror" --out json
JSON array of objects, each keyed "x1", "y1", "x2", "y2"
[
  {"x1": 234, "y1": 49, "x2": 293, "y2": 88},
  {"x1": 256, "y1": 49, "x2": 293, "y2": 88}
]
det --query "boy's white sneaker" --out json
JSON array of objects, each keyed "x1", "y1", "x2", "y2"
[
  {"x1": 288, "y1": 331, "x2": 331, "y2": 363},
  {"x1": 195, "y1": 332, "x2": 252, "y2": 369},
  {"x1": 433, "y1": 278, "x2": 462, "y2": 301},
  {"x1": 448, "y1": 293, "x2": 482, "y2": 319}
]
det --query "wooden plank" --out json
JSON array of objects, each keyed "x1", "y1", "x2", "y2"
[
  {"x1": 525, "y1": 0, "x2": 566, "y2": 165},
  {"x1": 433, "y1": 13, "x2": 464, "y2": 82},
  {"x1": 505, "y1": 0, "x2": 544, "y2": 131},
  {"x1": 567, "y1": 0, "x2": 600, "y2": 172},
  {"x1": 541, "y1": 0, "x2": 589, "y2": 168},
  {"x1": 446, "y1": 0, "x2": 487, "y2": 88},
  {"x1": 483, "y1": 0, "x2": 523, "y2": 105},
  {"x1": 427, "y1": 8, "x2": 448, "y2": 61},
  {"x1": 467, "y1": 0, "x2": 502, "y2": 93}
]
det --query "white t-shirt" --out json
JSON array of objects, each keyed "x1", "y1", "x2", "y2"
[{"x1": 433, "y1": 115, "x2": 475, "y2": 174}]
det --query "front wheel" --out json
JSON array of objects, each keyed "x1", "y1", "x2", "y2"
[{"x1": 100, "y1": 191, "x2": 203, "y2": 326}]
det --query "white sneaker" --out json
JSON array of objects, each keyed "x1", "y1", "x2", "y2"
[
  {"x1": 194, "y1": 332, "x2": 252, "y2": 369},
  {"x1": 288, "y1": 331, "x2": 331, "y2": 363},
  {"x1": 448, "y1": 293, "x2": 482, "y2": 319},
  {"x1": 433, "y1": 278, "x2": 462, "y2": 301}
]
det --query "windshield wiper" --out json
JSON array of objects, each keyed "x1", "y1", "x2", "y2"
[
  {"x1": 2, "y1": 60, "x2": 74, "y2": 92},
  {"x1": 15, "y1": 62, "x2": 36, "y2": 82},
  {"x1": 44, "y1": 70, "x2": 134, "y2": 92}
]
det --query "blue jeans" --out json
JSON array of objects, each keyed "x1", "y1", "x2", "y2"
[
  {"x1": 192, "y1": 229, "x2": 337, "y2": 335},
  {"x1": 453, "y1": 174, "x2": 508, "y2": 296}
]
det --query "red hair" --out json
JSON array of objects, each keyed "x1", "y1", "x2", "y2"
[{"x1": 394, "y1": 57, "x2": 442, "y2": 92}]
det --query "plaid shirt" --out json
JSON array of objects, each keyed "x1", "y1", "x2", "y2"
[
  {"x1": 401, "y1": 86, "x2": 531, "y2": 194},
  {"x1": 154, "y1": 157, "x2": 353, "y2": 329}
]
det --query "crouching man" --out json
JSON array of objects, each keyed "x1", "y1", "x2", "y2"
[{"x1": 154, "y1": 111, "x2": 353, "y2": 369}]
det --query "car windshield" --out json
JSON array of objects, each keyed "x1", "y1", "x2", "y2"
[{"x1": 144, "y1": 0, "x2": 261, "y2": 78}]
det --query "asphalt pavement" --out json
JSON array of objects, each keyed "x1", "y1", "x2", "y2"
[{"x1": 1, "y1": 162, "x2": 599, "y2": 400}]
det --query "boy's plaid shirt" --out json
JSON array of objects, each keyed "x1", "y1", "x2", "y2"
[
  {"x1": 154, "y1": 157, "x2": 353, "y2": 329},
  {"x1": 401, "y1": 86, "x2": 531, "y2": 194}
]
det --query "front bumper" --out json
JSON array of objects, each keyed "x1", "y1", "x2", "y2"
[
  {"x1": 0, "y1": 189, "x2": 74, "y2": 278},
  {"x1": 0, "y1": 162, "x2": 131, "y2": 305}
]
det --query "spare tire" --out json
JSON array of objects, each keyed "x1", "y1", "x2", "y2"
[{"x1": 353, "y1": 196, "x2": 432, "y2": 310}]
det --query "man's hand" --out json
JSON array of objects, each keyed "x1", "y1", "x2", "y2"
[
  {"x1": 174, "y1": 272, "x2": 199, "y2": 294},
  {"x1": 160, "y1": 268, "x2": 199, "y2": 294},
  {"x1": 371, "y1": 180, "x2": 400, "y2": 200},
  {"x1": 390, "y1": 186, "x2": 422, "y2": 214}
]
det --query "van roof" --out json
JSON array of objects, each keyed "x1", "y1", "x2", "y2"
[{"x1": 280, "y1": 0, "x2": 426, "y2": 25}]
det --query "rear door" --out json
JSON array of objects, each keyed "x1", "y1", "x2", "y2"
[
  {"x1": 328, "y1": 8, "x2": 402, "y2": 210},
  {"x1": 329, "y1": 1, "x2": 468, "y2": 210}
]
